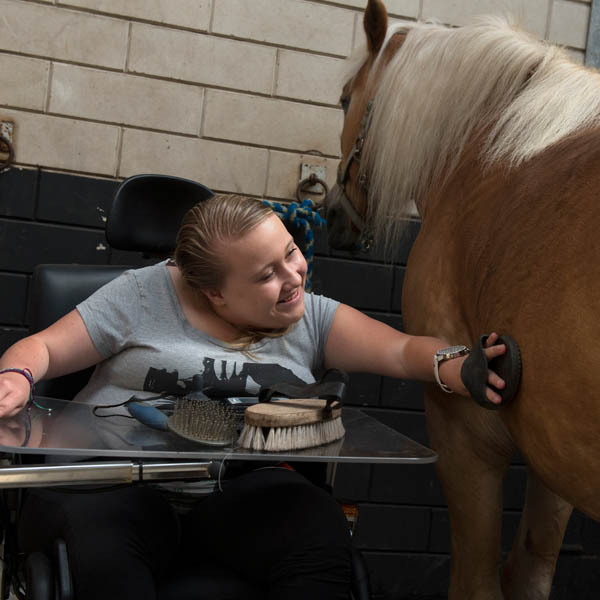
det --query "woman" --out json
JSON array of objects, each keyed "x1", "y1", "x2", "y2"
[{"x1": 0, "y1": 194, "x2": 505, "y2": 600}]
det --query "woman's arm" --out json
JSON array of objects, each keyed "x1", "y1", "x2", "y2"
[
  {"x1": 323, "y1": 303, "x2": 505, "y2": 404},
  {"x1": 0, "y1": 309, "x2": 103, "y2": 417}
]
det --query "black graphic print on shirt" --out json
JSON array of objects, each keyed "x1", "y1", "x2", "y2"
[{"x1": 143, "y1": 357, "x2": 308, "y2": 398}]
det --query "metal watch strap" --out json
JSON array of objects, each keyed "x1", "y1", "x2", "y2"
[
  {"x1": 434, "y1": 346, "x2": 470, "y2": 394},
  {"x1": 433, "y1": 356, "x2": 454, "y2": 393}
]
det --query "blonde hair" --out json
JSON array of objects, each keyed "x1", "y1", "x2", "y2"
[
  {"x1": 348, "y1": 17, "x2": 600, "y2": 249},
  {"x1": 174, "y1": 194, "x2": 291, "y2": 351}
]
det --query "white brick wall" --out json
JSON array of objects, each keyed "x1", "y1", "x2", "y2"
[
  {"x1": 58, "y1": 0, "x2": 212, "y2": 30},
  {"x1": 0, "y1": 0, "x2": 592, "y2": 200},
  {"x1": 550, "y1": 0, "x2": 591, "y2": 48},
  {"x1": 120, "y1": 129, "x2": 269, "y2": 195},
  {"x1": 0, "y1": 55, "x2": 49, "y2": 111},
  {"x1": 1, "y1": 108, "x2": 120, "y2": 175},
  {"x1": 128, "y1": 25, "x2": 277, "y2": 94},
  {"x1": 212, "y1": 0, "x2": 355, "y2": 55},
  {"x1": 0, "y1": 0, "x2": 128, "y2": 68}
]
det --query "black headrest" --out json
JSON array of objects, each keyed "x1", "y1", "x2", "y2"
[{"x1": 106, "y1": 174, "x2": 214, "y2": 255}]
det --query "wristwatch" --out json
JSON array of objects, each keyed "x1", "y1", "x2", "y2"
[{"x1": 433, "y1": 345, "x2": 470, "y2": 393}]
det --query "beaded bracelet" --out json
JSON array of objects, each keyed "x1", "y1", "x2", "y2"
[{"x1": 0, "y1": 368, "x2": 35, "y2": 407}]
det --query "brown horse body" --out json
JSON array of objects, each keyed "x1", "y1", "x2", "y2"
[
  {"x1": 326, "y1": 2, "x2": 600, "y2": 598},
  {"x1": 406, "y1": 129, "x2": 600, "y2": 598}
]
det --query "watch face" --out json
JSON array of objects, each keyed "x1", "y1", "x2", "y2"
[
  {"x1": 437, "y1": 345, "x2": 469, "y2": 360},
  {"x1": 440, "y1": 345, "x2": 468, "y2": 355}
]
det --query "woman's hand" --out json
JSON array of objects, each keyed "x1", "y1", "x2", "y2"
[
  {"x1": 0, "y1": 310, "x2": 103, "y2": 419},
  {"x1": 438, "y1": 332, "x2": 506, "y2": 403},
  {"x1": 0, "y1": 372, "x2": 32, "y2": 417}
]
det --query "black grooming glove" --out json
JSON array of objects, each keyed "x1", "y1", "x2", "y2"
[{"x1": 460, "y1": 334, "x2": 522, "y2": 410}]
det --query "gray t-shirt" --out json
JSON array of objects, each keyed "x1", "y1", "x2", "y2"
[{"x1": 75, "y1": 261, "x2": 339, "y2": 409}]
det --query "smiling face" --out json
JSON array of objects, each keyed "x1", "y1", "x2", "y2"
[{"x1": 206, "y1": 215, "x2": 308, "y2": 331}]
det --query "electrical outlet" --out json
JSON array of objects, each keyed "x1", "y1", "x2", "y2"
[
  {"x1": 299, "y1": 163, "x2": 327, "y2": 193},
  {"x1": 0, "y1": 119, "x2": 15, "y2": 154}
]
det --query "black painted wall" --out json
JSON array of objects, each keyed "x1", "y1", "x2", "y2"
[{"x1": 1, "y1": 168, "x2": 599, "y2": 599}]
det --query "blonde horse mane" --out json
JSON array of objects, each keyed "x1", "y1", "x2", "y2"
[{"x1": 353, "y1": 17, "x2": 600, "y2": 246}]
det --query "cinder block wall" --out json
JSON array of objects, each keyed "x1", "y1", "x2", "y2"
[
  {"x1": 0, "y1": 0, "x2": 590, "y2": 189},
  {"x1": 1, "y1": 1, "x2": 598, "y2": 598}
]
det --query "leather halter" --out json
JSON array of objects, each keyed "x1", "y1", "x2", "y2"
[{"x1": 336, "y1": 99, "x2": 375, "y2": 250}]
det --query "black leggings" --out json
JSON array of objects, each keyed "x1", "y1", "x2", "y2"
[{"x1": 18, "y1": 467, "x2": 352, "y2": 600}]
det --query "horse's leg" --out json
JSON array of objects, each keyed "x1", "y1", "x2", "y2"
[
  {"x1": 501, "y1": 470, "x2": 572, "y2": 600},
  {"x1": 426, "y1": 393, "x2": 515, "y2": 600}
]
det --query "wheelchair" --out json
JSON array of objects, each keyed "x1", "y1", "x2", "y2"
[{"x1": 0, "y1": 174, "x2": 371, "y2": 600}]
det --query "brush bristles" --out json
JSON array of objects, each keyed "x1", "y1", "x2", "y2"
[
  {"x1": 169, "y1": 398, "x2": 237, "y2": 445},
  {"x1": 238, "y1": 416, "x2": 345, "y2": 451},
  {"x1": 238, "y1": 422, "x2": 266, "y2": 450}
]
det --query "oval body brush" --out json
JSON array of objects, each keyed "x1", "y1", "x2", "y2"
[{"x1": 238, "y1": 398, "x2": 344, "y2": 451}]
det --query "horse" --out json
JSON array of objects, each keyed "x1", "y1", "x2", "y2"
[{"x1": 325, "y1": 1, "x2": 600, "y2": 598}]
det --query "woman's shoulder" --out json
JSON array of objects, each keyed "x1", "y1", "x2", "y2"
[
  {"x1": 297, "y1": 292, "x2": 339, "y2": 338},
  {"x1": 88, "y1": 261, "x2": 170, "y2": 309},
  {"x1": 126, "y1": 260, "x2": 168, "y2": 282},
  {"x1": 303, "y1": 291, "x2": 339, "y2": 314},
  {"x1": 122, "y1": 260, "x2": 170, "y2": 293}
]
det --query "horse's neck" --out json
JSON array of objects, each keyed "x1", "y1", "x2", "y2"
[{"x1": 418, "y1": 137, "x2": 487, "y2": 225}]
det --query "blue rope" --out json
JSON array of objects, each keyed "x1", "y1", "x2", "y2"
[{"x1": 262, "y1": 198, "x2": 326, "y2": 292}]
